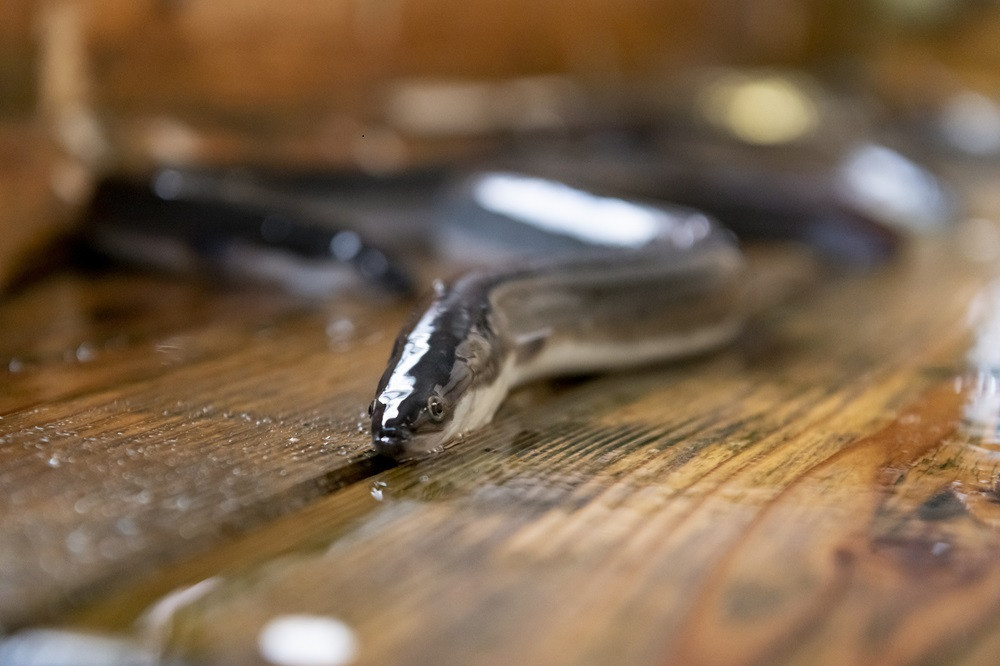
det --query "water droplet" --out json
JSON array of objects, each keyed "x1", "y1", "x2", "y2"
[
  {"x1": 7, "y1": 358, "x2": 23, "y2": 373},
  {"x1": 168, "y1": 495, "x2": 192, "y2": 511},
  {"x1": 370, "y1": 481, "x2": 387, "y2": 501},
  {"x1": 153, "y1": 168, "x2": 184, "y2": 199},
  {"x1": 288, "y1": 437, "x2": 301, "y2": 444},
  {"x1": 75, "y1": 343, "x2": 95, "y2": 362},
  {"x1": 356, "y1": 248, "x2": 389, "y2": 279},
  {"x1": 65, "y1": 528, "x2": 91, "y2": 555},
  {"x1": 47, "y1": 456, "x2": 61, "y2": 468},
  {"x1": 116, "y1": 516, "x2": 139, "y2": 536},
  {"x1": 330, "y1": 231, "x2": 362, "y2": 261},
  {"x1": 326, "y1": 318, "x2": 356, "y2": 345}
]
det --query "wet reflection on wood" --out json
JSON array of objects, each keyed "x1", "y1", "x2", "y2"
[{"x1": 2, "y1": 223, "x2": 999, "y2": 663}]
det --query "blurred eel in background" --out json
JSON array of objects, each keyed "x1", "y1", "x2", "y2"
[{"x1": 1, "y1": 0, "x2": 980, "y2": 295}]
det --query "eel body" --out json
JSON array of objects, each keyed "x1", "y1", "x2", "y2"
[{"x1": 369, "y1": 173, "x2": 745, "y2": 459}]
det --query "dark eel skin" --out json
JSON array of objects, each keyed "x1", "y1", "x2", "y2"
[
  {"x1": 370, "y1": 173, "x2": 744, "y2": 459},
  {"x1": 370, "y1": 138, "x2": 953, "y2": 459}
]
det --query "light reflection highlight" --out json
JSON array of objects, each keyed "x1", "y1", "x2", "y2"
[
  {"x1": 0, "y1": 629, "x2": 155, "y2": 666},
  {"x1": 375, "y1": 305, "x2": 440, "y2": 421},
  {"x1": 838, "y1": 143, "x2": 951, "y2": 232},
  {"x1": 473, "y1": 173, "x2": 687, "y2": 249},
  {"x1": 963, "y1": 278, "x2": 1000, "y2": 446},
  {"x1": 698, "y1": 71, "x2": 819, "y2": 145},
  {"x1": 257, "y1": 614, "x2": 358, "y2": 666}
]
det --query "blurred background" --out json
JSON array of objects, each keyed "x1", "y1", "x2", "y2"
[{"x1": 3, "y1": 0, "x2": 1000, "y2": 290}]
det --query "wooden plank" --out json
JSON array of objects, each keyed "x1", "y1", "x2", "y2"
[
  {"x1": 0, "y1": 227, "x2": 992, "y2": 663},
  {"x1": 132, "y1": 242, "x2": 992, "y2": 666},
  {"x1": 0, "y1": 273, "x2": 409, "y2": 626}
]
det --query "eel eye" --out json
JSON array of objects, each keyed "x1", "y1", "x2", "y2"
[
  {"x1": 367, "y1": 399, "x2": 377, "y2": 417},
  {"x1": 426, "y1": 395, "x2": 446, "y2": 422}
]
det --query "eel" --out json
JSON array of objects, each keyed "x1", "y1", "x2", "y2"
[{"x1": 369, "y1": 172, "x2": 745, "y2": 459}]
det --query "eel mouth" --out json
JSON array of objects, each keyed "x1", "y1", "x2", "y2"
[
  {"x1": 372, "y1": 433, "x2": 408, "y2": 459},
  {"x1": 371, "y1": 426, "x2": 447, "y2": 461}
]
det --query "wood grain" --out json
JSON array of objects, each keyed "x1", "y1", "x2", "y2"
[
  {"x1": 0, "y1": 274, "x2": 406, "y2": 627},
  {"x1": 1, "y1": 221, "x2": 997, "y2": 665}
]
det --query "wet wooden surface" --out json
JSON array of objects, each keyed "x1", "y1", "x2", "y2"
[{"x1": 2, "y1": 214, "x2": 1000, "y2": 664}]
